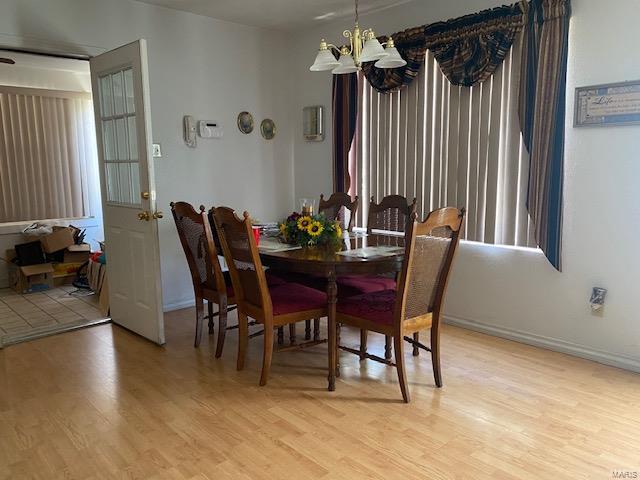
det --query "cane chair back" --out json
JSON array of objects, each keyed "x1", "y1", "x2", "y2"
[
  {"x1": 396, "y1": 207, "x2": 465, "y2": 325},
  {"x1": 171, "y1": 202, "x2": 226, "y2": 294},
  {"x1": 319, "y1": 193, "x2": 358, "y2": 231},
  {"x1": 366, "y1": 195, "x2": 416, "y2": 246}
]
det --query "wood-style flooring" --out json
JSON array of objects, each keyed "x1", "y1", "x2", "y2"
[{"x1": 0, "y1": 307, "x2": 639, "y2": 479}]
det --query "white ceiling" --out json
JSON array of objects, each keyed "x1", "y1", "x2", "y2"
[
  {"x1": 134, "y1": 0, "x2": 414, "y2": 31},
  {"x1": 0, "y1": 50, "x2": 89, "y2": 73}
]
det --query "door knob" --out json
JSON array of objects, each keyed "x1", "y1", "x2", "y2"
[
  {"x1": 153, "y1": 211, "x2": 164, "y2": 220},
  {"x1": 138, "y1": 211, "x2": 151, "y2": 221}
]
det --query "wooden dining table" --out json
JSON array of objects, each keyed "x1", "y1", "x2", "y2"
[{"x1": 259, "y1": 233, "x2": 405, "y2": 391}]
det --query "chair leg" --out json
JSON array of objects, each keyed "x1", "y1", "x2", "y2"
[
  {"x1": 431, "y1": 326, "x2": 442, "y2": 388},
  {"x1": 289, "y1": 323, "x2": 297, "y2": 345},
  {"x1": 412, "y1": 332, "x2": 420, "y2": 356},
  {"x1": 277, "y1": 326, "x2": 284, "y2": 345},
  {"x1": 215, "y1": 300, "x2": 227, "y2": 359},
  {"x1": 207, "y1": 301, "x2": 215, "y2": 335},
  {"x1": 359, "y1": 329, "x2": 368, "y2": 360},
  {"x1": 194, "y1": 298, "x2": 204, "y2": 348},
  {"x1": 259, "y1": 325, "x2": 275, "y2": 386},
  {"x1": 393, "y1": 333, "x2": 410, "y2": 403},
  {"x1": 384, "y1": 335, "x2": 392, "y2": 360},
  {"x1": 237, "y1": 311, "x2": 248, "y2": 371},
  {"x1": 336, "y1": 322, "x2": 341, "y2": 378},
  {"x1": 313, "y1": 318, "x2": 320, "y2": 341},
  {"x1": 305, "y1": 319, "x2": 311, "y2": 340}
]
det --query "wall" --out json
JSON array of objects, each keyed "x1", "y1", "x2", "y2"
[
  {"x1": 0, "y1": 0, "x2": 294, "y2": 308},
  {"x1": 0, "y1": 51, "x2": 102, "y2": 288},
  {"x1": 289, "y1": 0, "x2": 640, "y2": 371}
]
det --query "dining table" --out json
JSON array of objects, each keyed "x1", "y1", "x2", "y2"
[{"x1": 259, "y1": 232, "x2": 405, "y2": 391}]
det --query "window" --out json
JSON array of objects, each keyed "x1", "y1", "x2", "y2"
[
  {"x1": 350, "y1": 37, "x2": 536, "y2": 248},
  {"x1": 0, "y1": 86, "x2": 100, "y2": 223}
]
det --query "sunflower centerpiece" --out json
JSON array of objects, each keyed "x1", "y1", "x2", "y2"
[{"x1": 279, "y1": 212, "x2": 343, "y2": 248}]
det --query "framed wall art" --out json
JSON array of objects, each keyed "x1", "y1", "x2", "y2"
[{"x1": 574, "y1": 80, "x2": 640, "y2": 127}]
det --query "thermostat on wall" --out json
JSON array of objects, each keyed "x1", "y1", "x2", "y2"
[{"x1": 198, "y1": 120, "x2": 223, "y2": 139}]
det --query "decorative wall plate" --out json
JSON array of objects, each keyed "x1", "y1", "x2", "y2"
[
  {"x1": 237, "y1": 111, "x2": 254, "y2": 134},
  {"x1": 260, "y1": 118, "x2": 276, "y2": 140}
]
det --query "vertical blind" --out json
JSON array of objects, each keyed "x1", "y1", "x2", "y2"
[
  {"x1": 0, "y1": 86, "x2": 97, "y2": 223},
  {"x1": 351, "y1": 35, "x2": 537, "y2": 248}
]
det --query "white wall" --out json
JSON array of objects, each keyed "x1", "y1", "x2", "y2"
[
  {"x1": 0, "y1": 0, "x2": 295, "y2": 308},
  {"x1": 289, "y1": 0, "x2": 640, "y2": 371}
]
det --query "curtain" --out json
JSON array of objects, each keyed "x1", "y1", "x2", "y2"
[
  {"x1": 361, "y1": 26, "x2": 427, "y2": 94},
  {"x1": 518, "y1": 0, "x2": 570, "y2": 270},
  {"x1": 424, "y1": 3, "x2": 524, "y2": 87},
  {"x1": 0, "y1": 87, "x2": 97, "y2": 223},
  {"x1": 352, "y1": 40, "x2": 536, "y2": 248},
  {"x1": 332, "y1": 73, "x2": 358, "y2": 193}
]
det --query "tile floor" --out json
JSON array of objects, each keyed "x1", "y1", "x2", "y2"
[{"x1": 0, "y1": 286, "x2": 107, "y2": 344}]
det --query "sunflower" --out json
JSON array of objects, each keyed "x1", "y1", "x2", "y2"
[
  {"x1": 335, "y1": 224, "x2": 342, "y2": 238},
  {"x1": 297, "y1": 216, "x2": 312, "y2": 231},
  {"x1": 307, "y1": 221, "x2": 324, "y2": 237},
  {"x1": 279, "y1": 223, "x2": 287, "y2": 234}
]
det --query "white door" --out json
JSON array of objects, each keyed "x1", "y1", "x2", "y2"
[{"x1": 90, "y1": 39, "x2": 165, "y2": 344}]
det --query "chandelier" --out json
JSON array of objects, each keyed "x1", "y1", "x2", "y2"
[{"x1": 309, "y1": 0, "x2": 407, "y2": 74}]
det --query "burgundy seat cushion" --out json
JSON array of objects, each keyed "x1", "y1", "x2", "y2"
[
  {"x1": 269, "y1": 283, "x2": 327, "y2": 316},
  {"x1": 337, "y1": 289, "x2": 397, "y2": 326},
  {"x1": 205, "y1": 271, "x2": 285, "y2": 298},
  {"x1": 336, "y1": 275, "x2": 396, "y2": 298}
]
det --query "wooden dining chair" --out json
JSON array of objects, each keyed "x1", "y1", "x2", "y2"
[
  {"x1": 337, "y1": 195, "x2": 416, "y2": 360},
  {"x1": 335, "y1": 207, "x2": 465, "y2": 402},
  {"x1": 319, "y1": 192, "x2": 358, "y2": 231},
  {"x1": 212, "y1": 206, "x2": 328, "y2": 386},
  {"x1": 288, "y1": 192, "x2": 360, "y2": 341},
  {"x1": 170, "y1": 201, "x2": 236, "y2": 356}
]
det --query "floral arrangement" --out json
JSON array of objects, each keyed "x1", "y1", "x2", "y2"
[{"x1": 279, "y1": 212, "x2": 342, "y2": 247}]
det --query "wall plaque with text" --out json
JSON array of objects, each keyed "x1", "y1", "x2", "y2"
[{"x1": 575, "y1": 80, "x2": 640, "y2": 127}]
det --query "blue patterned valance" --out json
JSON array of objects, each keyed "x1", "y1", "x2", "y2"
[{"x1": 424, "y1": 3, "x2": 524, "y2": 87}]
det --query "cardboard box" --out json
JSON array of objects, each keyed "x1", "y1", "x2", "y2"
[
  {"x1": 52, "y1": 262, "x2": 84, "y2": 276},
  {"x1": 63, "y1": 243, "x2": 91, "y2": 263},
  {"x1": 6, "y1": 249, "x2": 54, "y2": 293},
  {"x1": 36, "y1": 227, "x2": 76, "y2": 254}
]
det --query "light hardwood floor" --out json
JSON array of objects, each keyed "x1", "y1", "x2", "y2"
[{"x1": 1, "y1": 307, "x2": 639, "y2": 479}]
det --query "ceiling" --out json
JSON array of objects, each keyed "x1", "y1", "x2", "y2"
[
  {"x1": 134, "y1": 0, "x2": 414, "y2": 31},
  {"x1": 0, "y1": 50, "x2": 89, "y2": 73}
]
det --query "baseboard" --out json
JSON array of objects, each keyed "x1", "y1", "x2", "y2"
[
  {"x1": 444, "y1": 314, "x2": 640, "y2": 374},
  {"x1": 163, "y1": 299, "x2": 195, "y2": 313}
]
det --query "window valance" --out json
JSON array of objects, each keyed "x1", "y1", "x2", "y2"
[
  {"x1": 361, "y1": 26, "x2": 427, "y2": 94},
  {"x1": 424, "y1": 3, "x2": 524, "y2": 87},
  {"x1": 360, "y1": 2, "x2": 524, "y2": 93}
]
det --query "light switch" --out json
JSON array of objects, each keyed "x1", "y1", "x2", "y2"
[{"x1": 152, "y1": 143, "x2": 162, "y2": 158}]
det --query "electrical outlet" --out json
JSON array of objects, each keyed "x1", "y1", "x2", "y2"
[{"x1": 152, "y1": 143, "x2": 162, "y2": 158}]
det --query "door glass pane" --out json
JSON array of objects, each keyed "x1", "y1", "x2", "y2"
[
  {"x1": 130, "y1": 163, "x2": 141, "y2": 202},
  {"x1": 102, "y1": 120, "x2": 116, "y2": 161},
  {"x1": 111, "y1": 70, "x2": 125, "y2": 116},
  {"x1": 127, "y1": 116, "x2": 138, "y2": 161},
  {"x1": 105, "y1": 163, "x2": 120, "y2": 203},
  {"x1": 99, "y1": 75, "x2": 113, "y2": 117},
  {"x1": 118, "y1": 163, "x2": 132, "y2": 205},
  {"x1": 124, "y1": 68, "x2": 135, "y2": 114},
  {"x1": 115, "y1": 117, "x2": 128, "y2": 161}
]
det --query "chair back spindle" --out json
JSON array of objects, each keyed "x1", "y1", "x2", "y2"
[{"x1": 367, "y1": 195, "x2": 417, "y2": 246}]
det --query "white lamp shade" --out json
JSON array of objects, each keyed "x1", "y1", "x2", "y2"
[
  {"x1": 332, "y1": 53, "x2": 358, "y2": 74},
  {"x1": 310, "y1": 49, "x2": 340, "y2": 71},
  {"x1": 360, "y1": 37, "x2": 387, "y2": 62},
  {"x1": 374, "y1": 46, "x2": 407, "y2": 69}
]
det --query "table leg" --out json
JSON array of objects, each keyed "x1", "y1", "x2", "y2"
[{"x1": 327, "y1": 270, "x2": 337, "y2": 392}]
